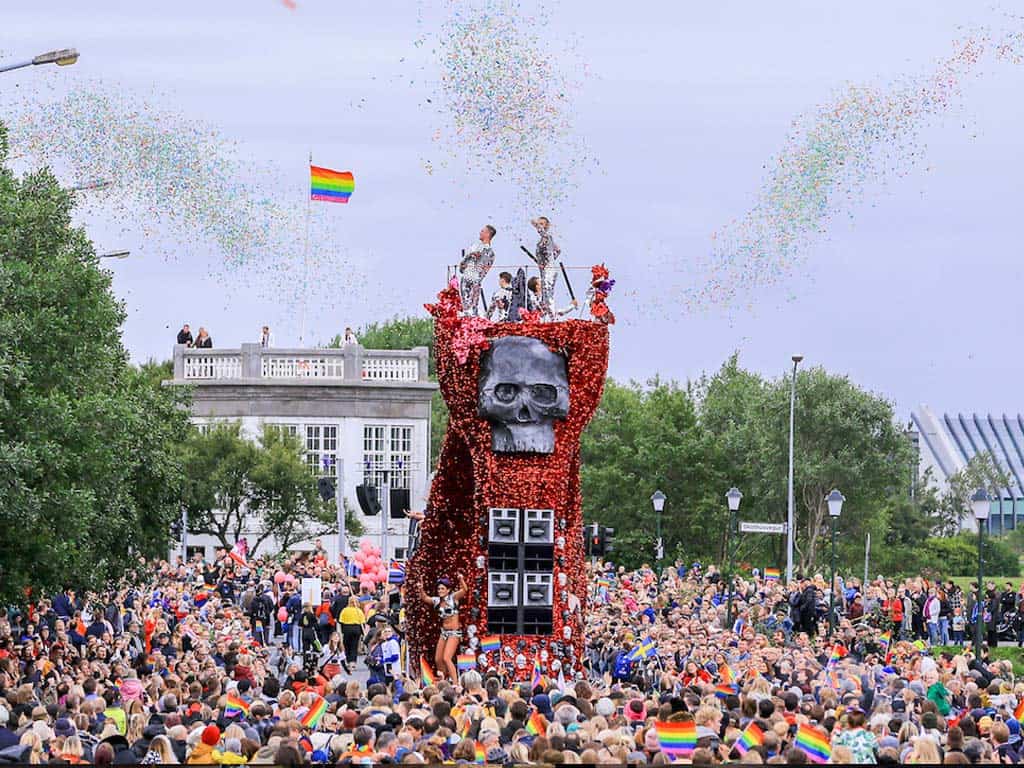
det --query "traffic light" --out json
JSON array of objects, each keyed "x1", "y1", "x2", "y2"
[
  {"x1": 317, "y1": 477, "x2": 336, "y2": 503},
  {"x1": 585, "y1": 523, "x2": 600, "y2": 556},
  {"x1": 602, "y1": 526, "x2": 616, "y2": 555}
]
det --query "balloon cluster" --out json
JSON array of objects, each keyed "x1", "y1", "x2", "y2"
[{"x1": 352, "y1": 539, "x2": 388, "y2": 591}]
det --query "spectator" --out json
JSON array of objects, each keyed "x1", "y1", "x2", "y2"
[
  {"x1": 194, "y1": 327, "x2": 212, "y2": 348},
  {"x1": 259, "y1": 325, "x2": 274, "y2": 348}
]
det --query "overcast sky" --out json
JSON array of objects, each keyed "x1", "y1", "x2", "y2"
[{"x1": 3, "y1": 0, "x2": 1023, "y2": 419}]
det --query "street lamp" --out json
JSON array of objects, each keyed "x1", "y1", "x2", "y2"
[
  {"x1": 826, "y1": 489, "x2": 845, "y2": 639},
  {"x1": 0, "y1": 48, "x2": 80, "y2": 75},
  {"x1": 972, "y1": 488, "x2": 990, "y2": 658},
  {"x1": 787, "y1": 354, "x2": 803, "y2": 583},
  {"x1": 724, "y1": 487, "x2": 742, "y2": 629},
  {"x1": 651, "y1": 490, "x2": 666, "y2": 573}
]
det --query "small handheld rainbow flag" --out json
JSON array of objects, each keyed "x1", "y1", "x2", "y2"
[
  {"x1": 719, "y1": 663, "x2": 736, "y2": 685},
  {"x1": 531, "y1": 656, "x2": 544, "y2": 689},
  {"x1": 1015, "y1": 698, "x2": 1024, "y2": 722},
  {"x1": 310, "y1": 165, "x2": 354, "y2": 204},
  {"x1": 655, "y1": 720, "x2": 697, "y2": 756},
  {"x1": 764, "y1": 567, "x2": 780, "y2": 581},
  {"x1": 474, "y1": 741, "x2": 487, "y2": 763},
  {"x1": 714, "y1": 683, "x2": 739, "y2": 699},
  {"x1": 525, "y1": 710, "x2": 546, "y2": 736},
  {"x1": 300, "y1": 694, "x2": 328, "y2": 729},
  {"x1": 827, "y1": 644, "x2": 847, "y2": 666},
  {"x1": 457, "y1": 653, "x2": 477, "y2": 671},
  {"x1": 734, "y1": 722, "x2": 765, "y2": 756},
  {"x1": 794, "y1": 724, "x2": 831, "y2": 764},
  {"x1": 224, "y1": 693, "x2": 250, "y2": 717},
  {"x1": 420, "y1": 656, "x2": 436, "y2": 687},
  {"x1": 878, "y1": 631, "x2": 891, "y2": 650},
  {"x1": 480, "y1": 635, "x2": 501, "y2": 653}
]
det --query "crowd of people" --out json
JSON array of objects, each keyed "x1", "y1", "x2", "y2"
[{"x1": 4, "y1": 544, "x2": 1024, "y2": 764}]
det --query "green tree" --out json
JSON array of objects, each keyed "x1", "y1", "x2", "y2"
[
  {"x1": 0, "y1": 123, "x2": 190, "y2": 604},
  {"x1": 938, "y1": 453, "x2": 1014, "y2": 536},
  {"x1": 332, "y1": 316, "x2": 447, "y2": 467},
  {"x1": 181, "y1": 423, "x2": 361, "y2": 553}
]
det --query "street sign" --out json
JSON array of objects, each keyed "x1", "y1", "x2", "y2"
[{"x1": 739, "y1": 521, "x2": 787, "y2": 534}]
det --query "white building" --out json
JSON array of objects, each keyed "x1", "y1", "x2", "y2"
[
  {"x1": 911, "y1": 404, "x2": 1024, "y2": 534},
  {"x1": 168, "y1": 342, "x2": 437, "y2": 562}
]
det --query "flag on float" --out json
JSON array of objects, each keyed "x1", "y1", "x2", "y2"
[
  {"x1": 764, "y1": 567, "x2": 781, "y2": 581},
  {"x1": 229, "y1": 539, "x2": 248, "y2": 568},
  {"x1": 655, "y1": 720, "x2": 697, "y2": 756},
  {"x1": 387, "y1": 560, "x2": 406, "y2": 584},
  {"x1": 299, "y1": 694, "x2": 328, "y2": 729},
  {"x1": 480, "y1": 635, "x2": 501, "y2": 653},
  {"x1": 794, "y1": 724, "x2": 832, "y2": 764},
  {"x1": 734, "y1": 723, "x2": 765, "y2": 756},
  {"x1": 420, "y1": 657, "x2": 436, "y2": 687},
  {"x1": 310, "y1": 165, "x2": 355, "y2": 203}
]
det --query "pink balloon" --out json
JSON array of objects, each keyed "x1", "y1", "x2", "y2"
[
  {"x1": 360, "y1": 539, "x2": 373, "y2": 552},
  {"x1": 277, "y1": 607, "x2": 288, "y2": 622}
]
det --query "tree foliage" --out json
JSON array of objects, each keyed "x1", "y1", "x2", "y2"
[
  {"x1": 180, "y1": 423, "x2": 362, "y2": 553},
  {"x1": 0, "y1": 124, "x2": 190, "y2": 604}
]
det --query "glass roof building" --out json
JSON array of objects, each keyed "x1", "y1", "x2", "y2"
[{"x1": 911, "y1": 405, "x2": 1024, "y2": 535}]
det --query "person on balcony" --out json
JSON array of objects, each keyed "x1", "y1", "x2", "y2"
[
  {"x1": 195, "y1": 327, "x2": 213, "y2": 348},
  {"x1": 459, "y1": 224, "x2": 497, "y2": 316},
  {"x1": 259, "y1": 325, "x2": 274, "y2": 348},
  {"x1": 176, "y1": 323, "x2": 194, "y2": 347}
]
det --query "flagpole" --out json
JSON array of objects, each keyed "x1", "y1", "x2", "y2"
[{"x1": 300, "y1": 150, "x2": 312, "y2": 346}]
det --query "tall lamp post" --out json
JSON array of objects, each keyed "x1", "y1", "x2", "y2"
[
  {"x1": 786, "y1": 355, "x2": 803, "y2": 583},
  {"x1": 972, "y1": 488, "x2": 990, "y2": 658},
  {"x1": 826, "y1": 489, "x2": 845, "y2": 639},
  {"x1": 651, "y1": 490, "x2": 666, "y2": 574},
  {"x1": 724, "y1": 487, "x2": 743, "y2": 630},
  {"x1": 0, "y1": 48, "x2": 79, "y2": 74}
]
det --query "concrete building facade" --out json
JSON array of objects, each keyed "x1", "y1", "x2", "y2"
[{"x1": 169, "y1": 343, "x2": 437, "y2": 562}]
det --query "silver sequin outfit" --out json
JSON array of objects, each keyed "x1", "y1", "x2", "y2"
[
  {"x1": 459, "y1": 241, "x2": 495, "y2": 316},
  {"x1": 533, "y1": 221, "x2": 561, "y2": 317}
]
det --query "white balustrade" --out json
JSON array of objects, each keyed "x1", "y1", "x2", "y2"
[
  {"x1": 261, "y1": 355, "x2": 344, "y2": 379},
  {"x1": 182, "y1": 353, "x2": 242, "y2": 380},
  {"x1": 361, "y1": 356, "x2": 419, "y2": 382}
]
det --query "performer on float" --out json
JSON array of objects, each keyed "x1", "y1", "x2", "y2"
[
  {"x1": 531, "y1": 216, "x2": 561, "y2": 316},
  {"x1": 527, "y1": 276, "x2": 577, "y2": 321},
  {"x1": 487, "y1": 271, "x2": 514, "y2": 322},
  {"x1": 458, "y1": 225, "x2": 497, "y2": 316},
  {"x1": 417, "y1": 574, "x2": 468, "y2": 681}
]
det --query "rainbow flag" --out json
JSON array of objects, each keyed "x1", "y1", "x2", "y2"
[
  {"x1": 734, "y1": 723, "x2": 765, "y2": 756},
  {"x1": 310, "y1": 165, "x2": 354, "y2": 203},
  {"x1": 480, "y1": 635, "x2": 501, "y2": 653},
  {"x1": 457, "y1": 653, "x2": 477, "y2": 671},
  {"x1": 531, "y1": 656, "x2": 544, "y2": 689},
  {"x1": 714, "y1": 683, "x2": 738, "y2": 699},
  {"x1": 878, "y1": 631, "x2": 891, "y2": 650},
  {"x1": 224, "y1": 693, "x2": 250, "y2": 717},
  {"x1": 597, "y1": 577, "x2": 611, "y2": 588},
  {"x1": 300, "y1": 694, "x2": 328, "y2": 729},
  {"x1": 655, "y1": 720, "x2": 697, "y2": 756},
  {"x1": 827, "y1": 644, "x2": 847, "y2": 666},
  {"x1": 764, "y1": 567, "x2": 780, "y2": 581},
  {"x1": 719, "y1": 663, "x2": 736, "y2": 685},
  {"x1": 1015, "y1": 699, "x2": 1024, "y2": 722},
  {"x1": 420, "y1": 656, "x2": 436, "y2": 687},
  {"x1": 794, "y1": 724, "x2": 831, "y2": 764},
  {"x1": 526, "y1": 710, "x2": 546, "y2": 736},
  {"x1": 474, "y1": 742, "x2": 487, "y2": 763}
]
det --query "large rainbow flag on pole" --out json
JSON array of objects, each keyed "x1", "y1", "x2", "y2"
[{"x1": 310, "y1": 165, "x2": 355, "y2": 203}]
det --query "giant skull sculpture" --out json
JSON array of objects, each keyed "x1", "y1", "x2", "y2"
[{"x1": 478, "y1": 336, "x2": 570, "y2": 453}]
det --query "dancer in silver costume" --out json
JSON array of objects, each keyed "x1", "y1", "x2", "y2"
[
  {"x1": 458, "y1": 224, "x2": 496, "y2": 316},
  {"x1": 531, "y1": 216, "x2": 561, "y2": 316},
  {"x1": 487, "y1": 271, "x2": 514, "y2": 322}
]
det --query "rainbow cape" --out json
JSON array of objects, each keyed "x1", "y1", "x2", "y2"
[
  {"x1": 480, "y1": 635, "x2": 501, "y2": 653},
  {"x1": 457, "y1": 653, "x2": 477, "y2": 671},
  {"x1": 735, "y1": 722, "x2": 765, "y2": 756},
  {"x1": 310, "y1": 165, "x2": 354, "y2": 203},
  {"x1": 794, "y1": 724, "x2": 831, "y2": 764},
  {"x1": 420, "y1": 656, "x2": 436, "y2": 687},
  {"x1": 655, "y1": 720, "x2": 697, "y2": 756},
  {"x1": 525, "y1": 710, "x2": 546, "y2": 736},
  {"x1": 300, "y1": 694, "x2": 328, "y2": 729},
  {"x1": 224, "y1": 693, "x2": 250, "y2": 717}
]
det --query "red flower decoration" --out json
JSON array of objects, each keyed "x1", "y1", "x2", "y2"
[{"x1": 518, "y1": 309, "x2": 543, "y2": 324}]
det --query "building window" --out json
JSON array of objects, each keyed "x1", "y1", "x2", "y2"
[
  {"x1": 363, "y1": 424, "x2": 414, "y2": 492},
  {"x1": 306, "y1": 425, "x2": 338, "y2": 476}
]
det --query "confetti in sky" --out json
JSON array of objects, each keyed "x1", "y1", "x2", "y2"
[{"x1": 680, "y1": 15, "x2": 1024, "y2": 314}]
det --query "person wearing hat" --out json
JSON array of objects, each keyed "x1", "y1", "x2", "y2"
[{"x1": 187, "y1": 724, "x2": 220, "y2": 764}]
